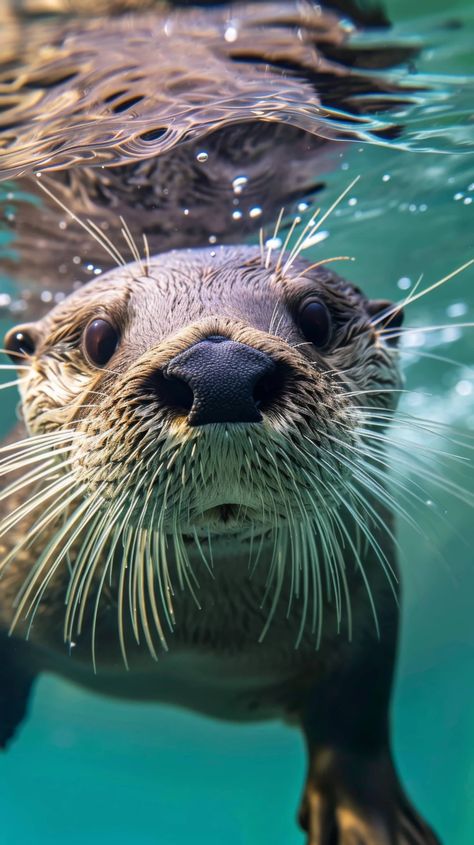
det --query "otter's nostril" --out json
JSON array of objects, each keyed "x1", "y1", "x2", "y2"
[
  {"x1": 253, "y1": 366, "x2": 285, "y2": 411},
  {"x1": 149, "y1": 369, "x2": 194, "y2": 414}
]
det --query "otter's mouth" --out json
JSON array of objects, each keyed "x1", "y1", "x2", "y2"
[
  {"x1": 189, "y1": 501, "x2": 272, "y2": 534},
  {"x1": 204, "y1": 503, "x2": 240, "y2": 523}
]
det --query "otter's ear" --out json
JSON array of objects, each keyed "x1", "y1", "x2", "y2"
[
  {"x1": 3, "y1": 323, "x2": 40, "y2": 364},
  {"x1": 366, "y1": 299, "x2": 404, "y2": 345}
]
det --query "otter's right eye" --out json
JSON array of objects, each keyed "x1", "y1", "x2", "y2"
[
  {"x1": 4, "y1": 326, "x2": 36, "y2": 361},
  {"x1": 84, "y1": 319, "x2": 119, "y2": 367}
]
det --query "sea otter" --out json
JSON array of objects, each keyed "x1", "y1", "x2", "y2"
[{"x1": 0, "y1": 242, "x2": 441, "y2": 843}]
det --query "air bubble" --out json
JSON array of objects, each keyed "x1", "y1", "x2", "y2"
[
  {"x1": 232, "y1": 210, "x2": 243, "y2": 220},
  {"x1": 224, "y1": 25, "x2": 238, "y2": 42},
  {"x1": 382, "y1": 174, "x2": 391, "y2": 182},
  {"x1": 447, "y1": 302, "x2": 467, "y2": 318},
  {"x1": 209, "y1": 235, "x2": 217, "y2": 244},
  {"x1": 265, "y1": 237, "x2": 282, "y2": 250},
  {"x1": 232, "y1": 175, "x2": 248, "y2": 195},
  {"x1": 456, "y1": 379, "x2": 472, "y2": 397},
  {"x1": 196, "y1": 152, "x2": 208, "y2": 163},
  {"x1": 397, "y1": 277, "x2": 411, "y2": 290},
  {"x1": 249, "y1": 207, "x2": 262, "y2": 218}
]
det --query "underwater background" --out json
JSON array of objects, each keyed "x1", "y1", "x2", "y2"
[{"x1": 0, "y1": 0, "x2": 473, "y2": 842}]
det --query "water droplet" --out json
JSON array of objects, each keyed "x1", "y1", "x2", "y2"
[
  {"x1": 382, "y1": 174, "x2": 391, "y2": 182},
  {"x1": 41, "y1": 291, "x2": 53, "y2": 303},
  {"x1": 6, "y1": 192, "x2": 14, "y2": 200},
  {"x1": 183, "y1": 208, "x2": 189, "y2": 216},
  {"x1": 94, "y1": 268, "x2": 102, "y2": 275},
  {"x1": 408, "y1": 203, "x2": 417, "y2": 213},
  {"x1": 348, "y1": 197, "x2": 357, "y2": 207},
  {"x1": 249, "y1": 207, "x2": 262, "y2": 218},
  {"x1": 0, "y1": 293, "x2": 12, "y2": 307},
  {"x1": 297, "y1": 202, "x2": 309, "y2": 212},
  {"x1": 210, "y1": 250, "x2": 216, "y2": 258},
  {"x1": 209, "y1": 235, "x2": 217, "y2": 244},
  {"x1": 86, "y1": 264, "x2": 94, "y2": 272},
  {"x1": 419, "y1": 204, "x2": 428, "y2": 212},
  {"x1": 72, "y1": 256, "x2": 81, "y2": 265},
  {"x1": 454, "y1": 192, "x2": 464, "y2": 201},
  {"x1": 341, "y1": 162, "x2": 349, "y2": 171},
  {"x1": 196, "y1": 152, "x2": 208, "y2": 163},
  {"x1": 232, "y1": 175, "x2": 248, "y2": 195},
  {"x1": 58, "y1": 220, "x2": 67, "y2": 230},
  {"x1": 232, "y1": 210, "x2": 243, "y2": 220},
  {"x1": 463, "y1": 197, "x2": 472, "y2": 205}
]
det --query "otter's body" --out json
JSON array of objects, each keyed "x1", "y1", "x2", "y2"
[{"x1": 0, "y1": 245, "x2": 440, "y2": 843}]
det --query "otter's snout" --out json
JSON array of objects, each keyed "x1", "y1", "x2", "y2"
[{"x1": 159, "y1": 335, "x2": 280, "y2": 425}]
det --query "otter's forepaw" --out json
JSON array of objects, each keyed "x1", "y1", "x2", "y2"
[{"x1": 298, "y1": 749, "x2": 441, "y2": 845}]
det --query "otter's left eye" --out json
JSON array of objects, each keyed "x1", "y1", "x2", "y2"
[
  {"x1": 84, "y1": 319, "x2": 119, "y2": 367},
  {"x1": 299, "y1": 301, "x2": 332, "y2": 348}
]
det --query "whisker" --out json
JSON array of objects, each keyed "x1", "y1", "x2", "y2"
[{"x1": 372, "y1": 259, "x2": 474, "y2": 328}]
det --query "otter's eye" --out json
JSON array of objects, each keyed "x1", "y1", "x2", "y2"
[
  {"x1": 84, "y1": 319, "x2": 119, "y2": 367},
  {"x1": 299, "y1": 301, "x2": 331, "y2": 348},
  {"x1": 4, "y1": 327, "x2": 36, "y2": 361}
]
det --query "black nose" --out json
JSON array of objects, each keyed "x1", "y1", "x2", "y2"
[{"x1": 159, "y1": 335, "x2": 280, "y2": 425}]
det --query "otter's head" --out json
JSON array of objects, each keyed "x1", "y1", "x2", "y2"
[
  {"x1": 6, "y1": 245, "x2": 403, "y2": 538},
  {"x1": 4, "y1": 245, "x2": 403, "y2": 648}
]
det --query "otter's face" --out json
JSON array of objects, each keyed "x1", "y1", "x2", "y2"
[{"x1": 5, "y1": 245, "x2": 402, "y2": 540}]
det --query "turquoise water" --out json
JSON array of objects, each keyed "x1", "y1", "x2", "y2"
[{"x1": 0, "y1": 1, "x2": 473, "y2": 843}]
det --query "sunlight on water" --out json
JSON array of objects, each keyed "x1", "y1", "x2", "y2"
[{"x1": 0, "y1": 0, "x2": 473, "y2": 843}]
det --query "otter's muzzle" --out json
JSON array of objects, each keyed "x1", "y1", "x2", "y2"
[{"x1": 162, "y1": 335, "x2": 278, "y2": 425}]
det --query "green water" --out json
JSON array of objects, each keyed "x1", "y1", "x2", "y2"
[{"x1": 0, "y1": 1, "x2": 473, "y2": 843}]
